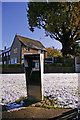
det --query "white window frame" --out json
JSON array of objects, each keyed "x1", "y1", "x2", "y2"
[
  {"x1": 0, "y1": 54, "x2": 2, "y2": 58},
  {"x1": 11, "y1": 59, "x2": 14, "y2": 64},
  {"x1": 14, "y1": 58, "x2": 17, "y2": 64},
  {"x1": 4, "y1": 61, "x2": 6, "y2": 64},
  {"x1": 6, "y1": 52, "x2": 8, "y2": 56},
  {"x1": 4, "y1": 53, "x2": 5, "y2": 57}
]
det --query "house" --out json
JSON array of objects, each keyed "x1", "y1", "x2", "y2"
[
  {"x1": 0, "y1": 50, "x2": 3, "y2": 65},
  {"x1": 1, "y1": 35, "x2": 47, "y2": 64},
  {"x1": 1, "y1": 47, "x2": 11, "y2": 64}
]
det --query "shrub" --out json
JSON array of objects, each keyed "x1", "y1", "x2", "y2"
[
  {"x1": 46, "y1": 56, "x2": 74, "y2": 67},
  {"x1": 49, "y1": 63, "x2": 63, "y2": 67},
  {"x1": 15, "y1": 97, "x2": 26, "y2": 104},
  {"x1": 2, "y1": 63, "x2": 23, "y2": 68}
]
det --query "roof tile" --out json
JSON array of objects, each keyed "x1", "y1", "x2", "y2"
[{"x1": 16, "y1": 35, "x2": 47, "y2": 51}]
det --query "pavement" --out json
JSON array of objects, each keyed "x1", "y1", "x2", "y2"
[
  {"x1": 1, "y1": 106, "x2": 78, "y2": 120},
  {"x1": 2, "y1": 107, "x2": 72, "y2": 119}
]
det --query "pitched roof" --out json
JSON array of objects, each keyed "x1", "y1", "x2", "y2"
[{"x1": 16, "y1": 35, "x2": 47, "y2": 51}]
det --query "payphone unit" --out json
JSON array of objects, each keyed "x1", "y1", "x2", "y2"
[{"x1": 24, "y1": 53, "x2": 44, "y2": 101}]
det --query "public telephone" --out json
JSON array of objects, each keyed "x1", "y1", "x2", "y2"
[{"x1": 24, "y1": 53, "x2": 44, "y2": 101}]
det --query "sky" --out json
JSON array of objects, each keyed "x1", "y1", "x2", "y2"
[{"x1": 2, "y1": 2, "x2": 62, "y2": 50}]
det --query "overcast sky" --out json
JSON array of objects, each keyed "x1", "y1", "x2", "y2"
[{"x1": 2, "y1": 2, "x2": 62, "y2": 50}]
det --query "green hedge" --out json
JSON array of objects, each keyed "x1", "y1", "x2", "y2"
[
  {"x1": 47, "y1": 56, "x2": 74, "y2": 67},
  {"x1": 2, "y1": 63, "x2": 24, "y2": 68},
  {"x1": 55, "y1": 57, "x2": 74, "y2": 64},
  {"x1": 49, "y1": 63, "x2": 74, "y2": 67}
]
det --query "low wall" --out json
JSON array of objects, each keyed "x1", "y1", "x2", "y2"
[
  {"x1": 2, "y1": 67, "x2": 25, "y2": 73},
  {"x1": 2, "y1": 65, "x2": 74, "y2": 73},
  {"x1": 44, "y1": 65, "x2": 74, "y2": 73}
]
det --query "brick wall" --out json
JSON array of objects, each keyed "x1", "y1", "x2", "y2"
[
  {"x1": 21, "y1": 46, "x2": 47, "y2": 64},
  {"x1": 44, "y1": 65, "x2": 74, "y2": 73},
  {"x1": 21, "y1": 46, "x2": 38, "y2": 64}
]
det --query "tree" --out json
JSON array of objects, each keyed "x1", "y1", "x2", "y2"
[
  {"x1": 72, "y1": 41, "x2": 80, "y2": 56},
  {"x1": 27, "y1": 2, "x2": 80, "y2": 56},
  {"x1": 47, "y1": 46, "x2": 62, "y2": 57}
]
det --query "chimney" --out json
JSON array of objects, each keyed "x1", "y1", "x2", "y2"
[{"x1": 4, "y1": 46, "x2": 6, "y2": 50}]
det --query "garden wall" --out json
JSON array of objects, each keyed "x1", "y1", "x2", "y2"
[
  {"x1": 44, "y1": 65, "x2": 74, "y2": 73},
  {"x1": 1, "y1": 64, "x2": 75, "y2": 73},
  {"x1": 2, "y1": 67, "x2": 24, "y2": 73}
]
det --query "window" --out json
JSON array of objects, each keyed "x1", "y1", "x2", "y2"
[
  {"x1": 43, "y1": 51, "x2": 44, "y2": 54},
  {"x1": 4, "y1": 61, "x2": 6, "y2": 64},
  {"x1": 11, "y1": 59, "x2": 14, "y2": 64},
  {"x1": 14, "y1": 48, "x2": 18, "y2": 53},
  {"x1": 9, "y1": 52, "x2": 10, "y2": 55},
  {"x1": 26, "y1": 48, "x2": 30, "y2": 51},
  {"x1": 8, "y1": 60, "x2": 10, "y2": 64},
  {"x1": 4, "y1": 53, "x2": 5, "y2": 57},
  {"x1": 14, "y1": 58, "x2": 17, "y2": 63},
  {"x1": 38, "y1": 50, "x2": 41, "y2": 53},
  {"x1": 6, "y1": 53, "x2": 8, "y2": 56}
]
